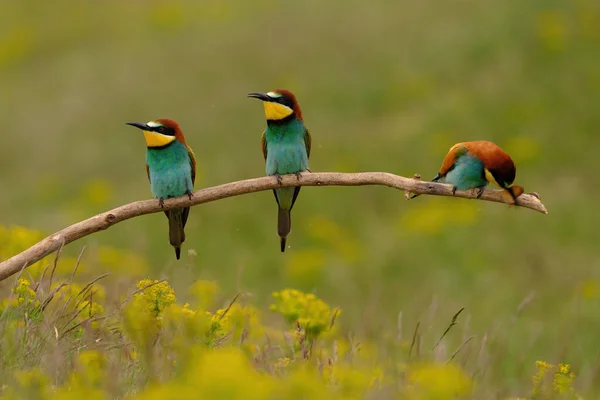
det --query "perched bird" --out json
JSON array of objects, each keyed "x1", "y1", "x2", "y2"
[
  {"x1": 247, "y1": 89, "x2": 312, "y2": 252},
  {"x1": 412, "y1": 140, "x2": 524, "y2": 204},
  {"x1": 126, "y1": 119, "x2": 196, "y2": 259}
]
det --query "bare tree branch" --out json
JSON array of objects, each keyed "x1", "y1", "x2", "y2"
[{"x1": 0, "y1": 172, "x2": 548, "y2": 282}]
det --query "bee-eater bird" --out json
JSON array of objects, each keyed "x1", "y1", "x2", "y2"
[
  {"x1": 412, "y1": 140, "x2": 524, "y2": 204},
  {"x1": 126, "y1": 119, "x2": 196, "y2": 260},
  {"x1": 247, "y1": 89, "x2": 312, "y2": 252}
]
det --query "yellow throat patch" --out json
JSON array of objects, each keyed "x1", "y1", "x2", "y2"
[
  {"x1": 263, "y1": 101, "x2": 293, "y2": 121},
  {"x1": 143, "y1": 130, "x2": 176, "y2": 148}
]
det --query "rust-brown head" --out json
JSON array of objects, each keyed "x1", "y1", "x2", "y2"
[
  {"x1": 247, "y1": 89, "x2": 303, "y2": 123},
  {"x1": 126, "y1": 118, "x2": 187, "y2": 148}
]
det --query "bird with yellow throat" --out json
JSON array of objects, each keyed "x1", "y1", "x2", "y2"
[
  {"x1": 248, "y1": 90, "x2": 312, "y2": 252},
  {"x1": 126, "y1": 119, "x2": 196, "y2": 259}
]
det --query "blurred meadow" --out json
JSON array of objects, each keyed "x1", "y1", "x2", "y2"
[{"x1": 1, "y1": 0, "x2": 599, "y2": 398}]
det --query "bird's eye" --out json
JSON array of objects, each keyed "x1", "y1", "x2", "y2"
[{"x1": 158, "y1": 126, "x2": 165, "y2": 133}]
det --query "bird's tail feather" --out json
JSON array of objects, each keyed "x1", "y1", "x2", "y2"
[
  {"x1": 278, "y1": 207, "x2": 291, "y2": 253},
  {"x1": 168, "y1": 208, "x2": 186, "y2": 260}
]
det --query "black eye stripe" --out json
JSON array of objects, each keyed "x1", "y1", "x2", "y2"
[
  {"x1": 152, "y1": 126, "x2": 175, "y2": 136},
  {"x1": 275, "y1": 95, "x2": 294, "y2": 109}
]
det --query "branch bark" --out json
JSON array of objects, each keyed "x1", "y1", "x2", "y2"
[{"x1": 0, "y1": 172, "x2": 547, "y2": 282}]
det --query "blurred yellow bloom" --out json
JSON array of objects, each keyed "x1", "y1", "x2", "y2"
[
  {"x1": 11, "y1": 368, "x2": 50, "y2": 399},
  {"x1": 578, "y1": 279, "x2": 599, "y2": 299},
  {"x1": 0, "y1": 25, "x2": 36, "y2": 68},
  {"x1": 134, "y1": 347, "x2": 273, "y2": 400},
  {"x1": 324, "y1": 363, "x2": 385, "y2": 397},
  {"x1": 189, "y1": 280, "x2": 219, "y2": 309},
  {"x1": 270, "y1": 289, "x2": 339, "y2": 339},
  {"x1": 147, "y1": 2, "x2": 187, "y2": 30},
  {"x1": 532, "y1": 360, "x2": 578, "y2": 399},
  {"x1": 406, "y1": 363, "x2": 472, "y2": 399},
  {"x1": 274, "y1": 365, "x2": 332, "y2": 400},
  {"x1": 536, "y1": 10, "x2": 568, "y2": 52},
  {"x1": 0, "y1": 226, "x2": 45, "y2": 276}
]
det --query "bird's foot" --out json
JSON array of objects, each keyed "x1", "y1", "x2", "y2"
[
  {"x1": 294, "y1": 171, "x2": 303, "y2": 181},
  {"x1": 451, "y1": 186, "x2": 457, "y2": 195},
  {"x1": 186, "y1": 190, "x2": 194, "y2": 200},
  {"x1": 275, "y1": 174, "x2": 283, "y2": 186},
  {"x1": 305, "y1": 168, "x2": 312, "y2": 173},
  {"x1": 476, "y1": 186, "x2": 486, "y2": 199},
  {"x1": 158, "y1": 198, "x2": 165, "y2": 208}
]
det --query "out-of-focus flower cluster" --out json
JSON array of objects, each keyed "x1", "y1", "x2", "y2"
[
  {"x1": 270, "y1": 288, "x2": 339, "y2": 339},
  {"x1": 0, "y1": 224, "x2": 584, "y2": 399}
]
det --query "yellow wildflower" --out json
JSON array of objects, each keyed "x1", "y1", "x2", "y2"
[
  {"x1": 270, "y1": 289, "x2": 339, "y2": 339},
  {"x1": 13, "y1": 278, "x2": 39, "y2": 307},
  {"x1": 134, "y1": 279, "x2": 176, "y2": 317}
]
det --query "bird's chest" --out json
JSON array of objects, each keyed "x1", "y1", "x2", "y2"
[
  {"x1": 146, "y1": 146, "x2": 192, "y2": 199},
  {"x1": 264, "y1": 131, "x2": 308, "y2": 176},
  {"x1": 445, "y1": 155, "x2": 487, "y2": 190}
]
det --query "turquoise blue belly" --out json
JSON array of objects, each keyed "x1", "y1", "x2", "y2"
[
  {"x1": 146, "y1": 143, "x2": 193, "y2": 199},
  {"x1": 264, "y1": 120, "x2": 309, "y2": 210},
  {"x1": 444, "y1": 154, "x2": 487, "y2": 190},
  {"x1": 265, "y1": 140, "x2": 309, "y2": 176}
]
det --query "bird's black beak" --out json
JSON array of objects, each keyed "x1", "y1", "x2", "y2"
[
  {"x1": 126, "y1": 122, "x2": 149, "y2": 131},
  {"x1": 247, "y1": 92, "x2": 272, "y2": 102}
]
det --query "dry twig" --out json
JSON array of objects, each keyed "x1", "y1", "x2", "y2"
[{"x1": 0, "y1": 172, "x2": 548, "y2": 282}]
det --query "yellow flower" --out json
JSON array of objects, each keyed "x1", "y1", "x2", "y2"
[
  {"x1": 270, "y1": 289, "x2": 340, "y2": 339},
  {"x1": 134, "y1": 279, "x2": 176, "y2": 317},
  {"x1": 13, "y1": 279, "x2": 39, "y2": 308},
  {"x1": 133, "y1": 347, "x2": 273, "y2": 399},
  {"x1": 532, "y1": 360, "x2": 578, "y2": 399}
]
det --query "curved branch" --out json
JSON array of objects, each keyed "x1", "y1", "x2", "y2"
[{"x1": 0, "y1": 172, "x2": 547, "y2": 281}]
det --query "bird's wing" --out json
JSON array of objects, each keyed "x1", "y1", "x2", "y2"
[
  {"x1": 438, "y1": 144, "x2": 468, "y2": 177},
  {"x1": 261, "y1": 130, "x2": 267, "y2": 160},
  {"x1": 181, "y1": 145, "x2": 197, "y2": 230},
  {"x1": 304, "y1": 128, "x2": 312, "y2": 159},
  {"x1": 187, "y1": 144, "x2": 197, "y2": 185}
]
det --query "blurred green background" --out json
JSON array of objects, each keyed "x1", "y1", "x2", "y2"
[{"x1": 1, "y1": 0, "x2": 599, "y2": 395}]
